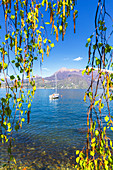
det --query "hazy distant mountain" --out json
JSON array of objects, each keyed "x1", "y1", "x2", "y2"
[
  {"x1": 0, "y1": 67, "x2": 98, "y2": 89},
  {"x1": 35, "y1": 67, "x2": 95, "y2": 89}
]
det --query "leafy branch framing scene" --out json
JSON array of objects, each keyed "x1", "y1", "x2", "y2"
[{"x1": 0, "y1": 0, "x2": 113, "y2": 169}]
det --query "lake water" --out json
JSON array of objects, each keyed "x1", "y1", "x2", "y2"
[{"x1": 0, "y1": 89, "x2": 112, "y2": 169}]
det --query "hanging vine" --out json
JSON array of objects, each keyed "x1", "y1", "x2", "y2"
[
  {"x1": 0, "y1": 0, "x2": 77, "y2": 166},
  {"x1": 76, "y1": 0, "x2": 113, "y2": 169}
]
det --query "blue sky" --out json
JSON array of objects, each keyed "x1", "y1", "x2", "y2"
[
  {"x1": 37, "y1": 0, "x2": 97, "y2": 77},
  {"x1": 0, "y1": 0, "x2": 113, "y2": 78},
  {"x1": 38, "y1": 0, "x2": 113, "y2": 77}
]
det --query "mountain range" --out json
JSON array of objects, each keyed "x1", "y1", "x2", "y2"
[
  {"x1": 0, "y1": 67, "x2": 98, "y2": 89},
  {"x1": 34, "y1": 67, "x2": 93, "y2": 89}
]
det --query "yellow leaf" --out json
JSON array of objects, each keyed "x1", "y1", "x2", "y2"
[
  {"x1": 54, "y1": 25, "x2": 58, "y2": 42},
  {"x1": 90, "y1": 151, "x2": 94, "y2": 156},
  {"x1": 42, "y1": 49, "x2": 44, "y2": 62},
  {"x1": 15, "y1": 35, "x2": 17, "y2": 55},
  {"x1": 76, "y1": 157, "x2": 80, "y2": 163},
  {"x1": 63, "y1": 0, "x2": 65, "y2": 20},
  {"x1": 91, "y1": 137, "x2": 95, "y2": 143},
  {"x1": 50, "y1": 43, "x2": 54, "y2": 48},
  {"x1": 43, "y1": 38, "x2": 47, "y2": 44},
  {"x1": 99, "y1": 98, "x2": 101, "y2": 112},
  {"x1": 105, "y1": 116, "x2": 109, "y2": 122},
  {"x1": 73, "y1": 12, "x2": 75, "y2": 33},
  {"x1": 29, "y1": 67, "x2": 30, "y2": 83},
  {"x1": 21, "y1": 118, "x2": 25, "y2": 122},
  {"x1": 14, "y1": 158, "x2": 16, "y2": 164},
  {"x1": 107, "y1": 75, "x2": 109, "y2": 98},
  {"x1": 95, "y1": 130, "x2": 99, "y2": 136},
  {"x1": 84, "y1": 93, "x2": 87, "y2": 102},
  {"x1": 45, "y1": 0, "x2": 48, "y2": 11},
  {"x1": 111, "y1": 127, "x2": 113, "y2": 131},
  {"x1": 76, "y1": 150, "x2": 79, "y2": 155},
  {"x1": 5, "y1": 13, "x2": 7, "y2": 21},
  {"x1": 46, "y1": 45, "x2": 50, "y2": 57},
  {"x1": 2, "y1": 49, "x2": 4, "y2": 71}
]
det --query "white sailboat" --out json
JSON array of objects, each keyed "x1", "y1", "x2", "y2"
[{"x1": 49, "y1": 73, "x2": 59, "y2": 100}]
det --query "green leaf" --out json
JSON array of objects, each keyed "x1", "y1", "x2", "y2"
[
  {"x1": 1, "y1": 134, "x2": 4, "y2": 138},
  {"x1": 98, "y1": 43, "x2": 103, "y2": 48},
  {"x1": 48, "y1": 40, "x2": 51, "y2": 43},
  {"x1": 15, "y1": 124, "x2": 19, "y2": 131},
  {"x1": 93, "y1": 44, "x2": 96, "y2": 50},
  {"x1": 90, "y1": 35, "x2": 94, "y2": 38},
  {"x1": 94, "y1": 100, "x2": 99, "y2": 106},
  {"x1": 96, "y1": 58, "x2": 100, "y2": 65},
  {"x1": 4, "y1": 63, "x2": 8, "y2": 69},
  {"x1": 95, "y1": 130, "x2": 99, "y2": 136},
  {"x1": 11, "y1": 60, "x2": 15, "y2": 63},
  {"x1": 82, "y1": 69, "x2": 86, "y2": 75},
  {"x1": 28, "y1": 90, "x2": 30, "y2": 95},
  {"x1": 19, "y1": 103, "x2": 22, "y2": 108},
  {"x1": 10, "y1": 15, "x2": 15, "y2": 20},
  {"x1": 1, "y1": 97, "x2": 6, "y2": 103},
  {"x1": 34, "y1": 57, "x2": 37, "y2": 60},
  {"x1": 101, "y1": 103, "x2": 104, "y2": 109},
  {"x1": 10, "y1": 75, "x2": 15, "y2": 80},
  {"x1": 99, "y1": 26, "x2": 103, "y2": 30},
  {"x1": 10, "y1": 155, "x2": 13, "y2": 161},
  {"x1": 74, "y1": 10, "x2": 78, "y2": 15},
  {"x1": 5, "y1": 34, "x2": 10, "y2": 40},
  {"x1": 20, "y1": 10, "x2": 24, "y2": 17},
  {"x1": 3, "y1": 164, "x2": 7, "y2": 167},
  {"x1": 90, "y1": 151, "x2": 94, "y2": 156},
  {"x1": 17, "y1": 75, "x2": 21, "y2": 80},
  {"x1": 8, "y1": 148, "x2": 11, "y2": 154},
  {"x1": 28, "y1": 103, "x2": 31, "y2": 109},
  {"x1": 1, "y1": 78, "x2": 4, "y2": 82},
  {"x1": 85, "y1": 42, "x2": 88, "y2": 47},
  {"x1": 0, "y1": 62, "x2": 2, "y2": 68},
  {"x1": 43, "y1": 38, "x2": 47, "y2": 44},
  {"x1": 103, "y1": 27, "x2": 107, "y2": 31},
  {"x1": 33, "y1": 86, "x2": 36, "y2": 91},
  {"x1": 15, "y1": 63, "x2": 20, "y2": 67}
]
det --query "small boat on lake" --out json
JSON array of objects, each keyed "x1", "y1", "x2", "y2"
[
  {"x1": 49, "y1": 93, "x2": 59, "y2": 100},
  {"x1": 49, "y1": 73, "x2": 59, "y2": 100}
]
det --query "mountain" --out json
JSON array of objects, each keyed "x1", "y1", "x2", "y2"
[
  {"x1": 35, "y1": 67, "x2": 93, "y2": 89},
  {"x1": 0, "y1": 67, "x2": 97, "y2": 89}
]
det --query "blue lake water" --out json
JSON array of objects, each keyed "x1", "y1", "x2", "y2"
[
  {"x1": 1, "y1": 89, "x2": 113, "y2": 168},
  {"x1": 17, "y1": 89, "x2": 88, "y2": 147}
]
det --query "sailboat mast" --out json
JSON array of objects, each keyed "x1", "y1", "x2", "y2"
[{"x1": 55, "y1": 73, "x2": 57, "y2": 93}]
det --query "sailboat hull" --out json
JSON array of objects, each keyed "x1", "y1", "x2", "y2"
[
  {"x1": 49, "y1": 93, "x2": 59, "y2": 100},
  {"x1": 49, "y1": 73, "x2": 59, "y2": 100}
]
